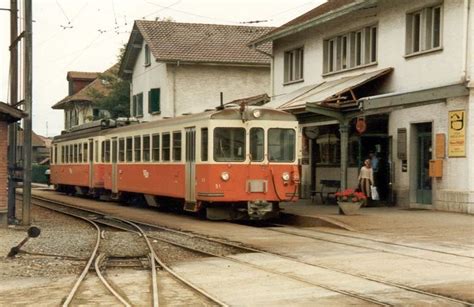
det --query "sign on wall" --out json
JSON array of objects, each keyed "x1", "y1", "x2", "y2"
[{"x1": 448, "y1": 110, "x2": 466, "y2": 157}]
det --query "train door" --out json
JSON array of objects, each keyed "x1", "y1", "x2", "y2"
[
  {"x1": 185, "y1": 127, "x2": 196, "y2": 203},
  {"x1": 111, "y1": 138, "x2": 118, "y2": 194},
  {"x1": 88, "y1": 139, "x2": 94, "y2": 188}
]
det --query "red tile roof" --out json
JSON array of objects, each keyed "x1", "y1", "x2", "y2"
[
  {"x1": 135, "y1": 20, "x2": 274, "y2": 65},
  {"x1": 52, "y1": 65, "x2": 118, "y2": 110}
]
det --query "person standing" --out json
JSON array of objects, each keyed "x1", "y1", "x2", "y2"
[{"x1": 358, "y1": 159, "x2": 373, "y2": 202}]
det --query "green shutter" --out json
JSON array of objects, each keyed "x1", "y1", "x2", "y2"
[
  {"x1": 132, "y1": 95, "x2": 137, "y2": 117},
  {"x1": 137, "y1": 93, "x2": 143, "y2": 116},
  {"x1": 149, "y1": 88, "x2": 161, "y2": 113}
]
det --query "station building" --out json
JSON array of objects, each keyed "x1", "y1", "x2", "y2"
[
  {"x1": 250, "y1": 0, "x2": 474, "y2": 214},
  {"x1": 0, "y1": 102, "x2": 24, "y2": 226}
]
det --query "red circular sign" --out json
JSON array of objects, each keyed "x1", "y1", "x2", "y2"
[{"x1": 356, "y1": 118, "x2": 366, "y2": 134}]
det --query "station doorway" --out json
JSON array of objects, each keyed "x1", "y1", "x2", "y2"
[{"x1": 414, "y1": 123, "x2": 432, "y2": 204}]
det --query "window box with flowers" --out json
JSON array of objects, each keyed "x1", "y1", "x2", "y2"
[{"x1": 335, "y1": 189, "x2": 367, "y2": 215}]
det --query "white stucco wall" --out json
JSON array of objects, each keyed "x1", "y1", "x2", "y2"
[
  {"x1": 272, "y1": 0, "x2": 468, "y2": 97},
  {"x1": 131, "y1": 43, "x2": 169, "y2": 119},
  {"x1": 130, "y1": 43, "x2": 271, "y2": 121},
  {"x1": 172, "y1": 65, "x2": 270, "y2": 117}
]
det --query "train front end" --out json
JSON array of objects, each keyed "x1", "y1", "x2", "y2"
[{"x1": 196, "y1": 108, "x2": 300, "y2": 220}]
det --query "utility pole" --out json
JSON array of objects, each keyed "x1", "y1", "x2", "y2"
[
  {"x1": 22, "y1": 0, "x2": 32, "y2": 226},
  {"x1": 7, "y1": 0, "x2": 18, "y2": 224}
]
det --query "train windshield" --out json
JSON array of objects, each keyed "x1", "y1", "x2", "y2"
[
  {"x1": 268, "y1": 128, "x2": 296, "y2": 162},
  {"x1": 214, "y1": 128, "x2": 246, "y2": 162}
]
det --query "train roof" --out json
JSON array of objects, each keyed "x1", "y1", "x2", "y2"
[{"x1": 53, "y1": 107, "x2": 296, "y2": 143}]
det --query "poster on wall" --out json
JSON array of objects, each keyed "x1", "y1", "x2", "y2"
[{"x1": 448, "y1": 110, "x2": 466, "y2": 157}]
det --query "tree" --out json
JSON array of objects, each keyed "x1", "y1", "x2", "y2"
[{"x1": 88, "y1": 46, "x2": 130, "y2": 119}]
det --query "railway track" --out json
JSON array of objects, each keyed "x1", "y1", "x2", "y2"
[
  {"x1": 26, "y1": 194, "x2": 473, "y2": 306},
  {"x1": 20, "y1": 195, "x2": 226, "y2": 307}
]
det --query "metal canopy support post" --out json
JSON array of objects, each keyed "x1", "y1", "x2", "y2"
[
  {"x1": 339, "y1": 120, "x2": 350, "y2": 190},
  {"x1": 22, "y1": 0, "x2": 32, "y2": 226},
  {"x1": 7, "y1": 0, "x2": 18, "y2": 223}
]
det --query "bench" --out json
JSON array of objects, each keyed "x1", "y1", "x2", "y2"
[{"x1": 311, "y1": 179, "x2": 341, "y2": 204}]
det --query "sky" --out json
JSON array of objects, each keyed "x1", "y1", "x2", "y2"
[{"x1": 0, "y1": 0, "x2": 326, "y2": 137}]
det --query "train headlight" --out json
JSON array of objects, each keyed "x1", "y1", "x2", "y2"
[
  {"x1": 282, "y1": 172, "x2": 290, "y2": 181},
  {"x1": 252, "y1": 109, "x2": 261, "y2": 118},
  {"x1": 220, "y1": 171, "x2": 230, "y2": 181}
]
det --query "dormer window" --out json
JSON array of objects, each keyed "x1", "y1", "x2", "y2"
[{"x1": 144, "y1": 44, "x2": 151, "y2": 66}]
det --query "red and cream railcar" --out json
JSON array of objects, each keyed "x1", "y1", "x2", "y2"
[{"x1": 51, "y1": 107, "x2": 299, "y2": 220}]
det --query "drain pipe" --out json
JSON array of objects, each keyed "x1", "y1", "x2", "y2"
[{"x1": 461, "y1": 0, "x2": 471, "y2": 83}]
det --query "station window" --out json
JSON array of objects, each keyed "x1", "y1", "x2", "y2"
[
  {"x1": 134, "y1": 136, "x2": 141, "y2": 162},
  {"x1": 118, "y1": 138, "x2": 125, "y2": 162},
  {"x1": 143, "y1": 135, "x2": 150, "y2": 162},
  {"x1": 268, "y1": 128, "x2": 295, "y2": 162},
  {"x1": 78, "y1": 144, "x2": 83, "y2": 163},
  {"x1": 172, "y1": 131, "x2": 182, "y2": 161},
  {"x1": 83, "y1": 143, "x2": 88, "y2": 163},
  {"x1": 250, "y1": 128, "x2": 264, "y2": 162},
  {"x1": 152, "y1": 134, "x2": 160, "y2": 162},
  {"x1": 126, "y1": 137, "x2": 133, "y2": 162},
  {"x1": 201, "y1": 128, "x2": 208, "y2": 162},
  {"x1": 162, "y1": 133, "x2": 170, "y2": 161},
  {"x1": 213, "y1": 128, "x2": 246, "y2": 162}
]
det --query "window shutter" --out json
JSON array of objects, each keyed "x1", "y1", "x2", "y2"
[
  {"x1": 149, "y1": 88, "x2": 161, "y2": 113},
  {"x1": 132, "y1": 95, "x2": 137, "y2": 116}
]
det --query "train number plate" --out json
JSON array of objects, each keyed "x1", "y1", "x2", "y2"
[{"x1": 247, "y1": 180, "x2": 267, "y2": 193}]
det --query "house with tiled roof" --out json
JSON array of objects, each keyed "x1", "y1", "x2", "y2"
[
  {"x1": 250, "y1": 0, "x2": 474, "y2": 214},
  {"x1": 52, "y1": 66, "x2": 116, "y2": 130},
  {"x1": 119, "y1": 20, "x2": 274, "y2": 121}
]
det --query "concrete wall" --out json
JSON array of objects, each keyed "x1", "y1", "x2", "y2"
[
  {"x1": 131, "y1": 42, "x2": 271, "y2": 121},
  {"x1": 272, "y1": 0, "x2": 467, "y2": 97},
  {"x1": 0, "y1": 121, "x2": 7, "y2": 226}
]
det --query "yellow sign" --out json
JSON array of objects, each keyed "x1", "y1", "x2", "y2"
[{"x1": 448, "y1": 110, "x2": 466, "y2": 157}]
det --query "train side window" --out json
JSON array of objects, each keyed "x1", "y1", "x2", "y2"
[
  {"x1": 118, "y1": 138, "x2": 125, "y2": 162},
  {"x1": 162, "y1": 133, "x2": 170, "y2": 161},
  {"x1": 143, "y1": 135, "x2": 150, "y2": 162},
  {"x1": 172, "y1": 131, "x2": 182, "y2": 161},
  {"x1": 112, "y1": 139, "x2": 117, "y2": 163},
  {"x1": 82, "y1": 143, "x2": 89, "y2": 163},
  {"x1": 105, "y1": 140, "x2": 111, "y2": 162},
  {"x1": 70, "y1": 145, "x2": 74, "y2": 163},
  {"x1": 78, "y1": 144, "x2": 83, "y2": 163},
  {"x1": 101, "y1": 141, "x2": 105, "y2": 162},
  {"x1": 95, "y1": 141, "x2": 99, "y2": 162},
  {"x1": 65, "y1": 146, "x2": 69, "y2": 163},
  {"x1": 134, "y1": 136, "x2": 141, "y2": 162},
  {"x1": 54, "y1": 145, "x2": 58, "y2": 164},
  {"x1": 201, "y1": 128, "x2": 208, "y2": 162},
  {"x1": 250, "y1": 128, "x2": 264, "y2": 162},
  {"x1": 152, "y1": 134, "x2": 160, "y2": 161},
  {"x1": 61, "y1": 146, "x2": 64, "y2": 164},
  {"x1": 74, "y1": 144, "x2": 78, "y2": 163},
  {"x1": 126, "y1": 137, "x2": 133, "y2": 162},
  {"x1": 83, "y1": 143, "x2": 88, "y2": 163}
]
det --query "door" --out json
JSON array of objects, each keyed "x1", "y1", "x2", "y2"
[
  {"x1": 88, "y1": 139, "x2": 94, "y2": 188},
  {"x1": 111, "y1": 138, "x2": 118, "y2": 193},
  {"x1": 416, "y1": 131, "x2": 432, "y2": 204},
  {"x1": 185, "y1": 127, "x2": 196, "y2": 202}
]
